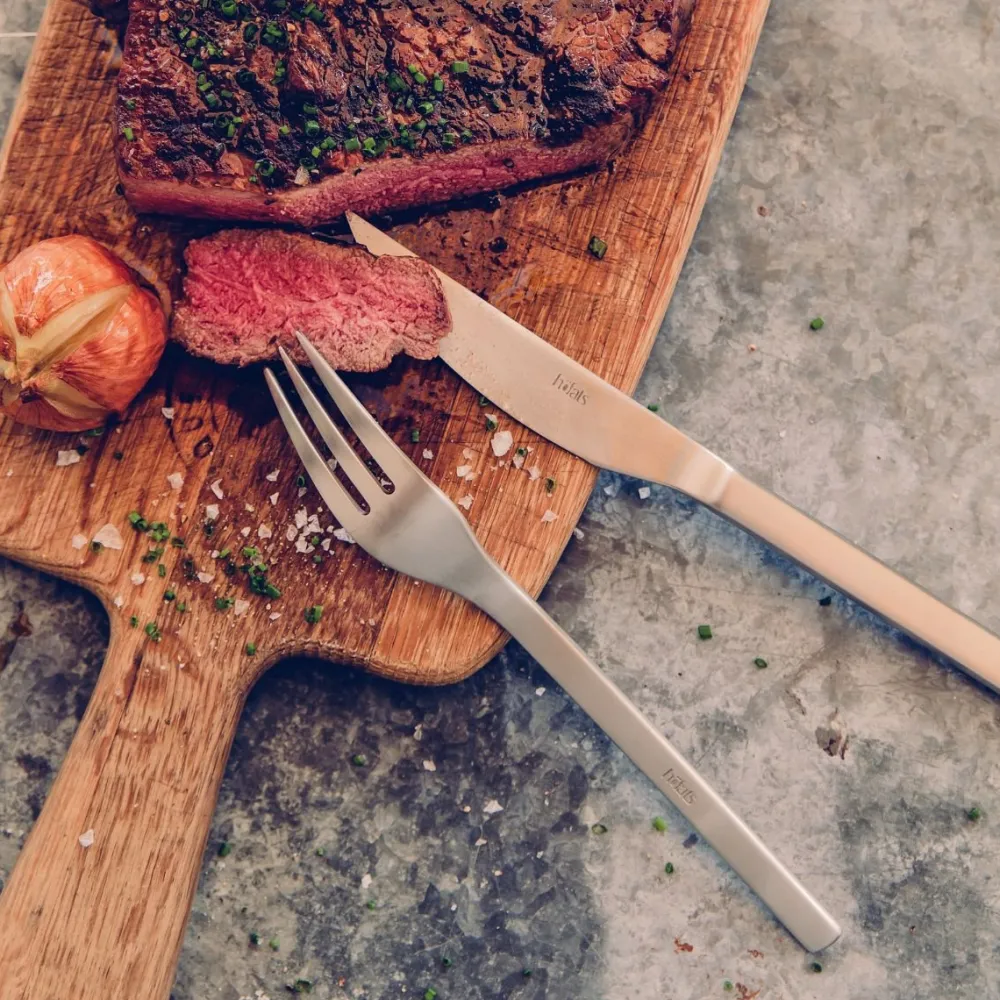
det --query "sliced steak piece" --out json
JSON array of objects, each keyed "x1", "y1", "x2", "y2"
[
  {"x1": 115, "y1": 0, "x2": 696, "y2": 226},
  {"x1": 172, "y1": 229, "x2": 451, "y2": 371}
]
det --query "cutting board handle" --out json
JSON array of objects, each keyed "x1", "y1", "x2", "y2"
[{"x1": 0, "y1": 626, "x2": 244, "y2": 999}]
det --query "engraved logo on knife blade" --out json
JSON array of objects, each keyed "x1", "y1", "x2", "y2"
[
  {"x1": 662, "y1": 767, "x2": 696, "y2": 805},
  {"x1": 552, "y1": 373, "x2": 588, "y2": 405}
]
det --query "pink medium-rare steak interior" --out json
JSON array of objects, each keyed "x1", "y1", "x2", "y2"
[{"x1": 172, "y1": 229, "x2": 451, "y2": 371}]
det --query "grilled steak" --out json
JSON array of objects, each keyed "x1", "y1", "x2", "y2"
[
  {"x1": 116, "y1": 0, "x2": 696, "y2": 226},
  {"x1": 172, "y1": 229, "x2": 451, "y2": 370}
]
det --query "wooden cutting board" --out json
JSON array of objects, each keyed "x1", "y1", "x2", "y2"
[{"x1": 0, "y1": 0, "x2": 769, "y2": 996}]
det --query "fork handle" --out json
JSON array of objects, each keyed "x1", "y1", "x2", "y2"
[
  {"x1": 705, "y1": 471, "x2": 1000, "y2": 691},
  {"x1": 465, "y1": 567, "x2": 840, "y2": 953}
]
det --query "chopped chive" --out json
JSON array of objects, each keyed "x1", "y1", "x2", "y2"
[
  {"x1": 809, "y1": 316, "x2": 825, "y2": 331},
  {"x1": 351, "y1": 753, "x2": 368, "y2": 766},
  {"x1": 723, "y1": 981, "x2": 734, "y2": 992},
  {"x1": 278, "y1": 123, "x2": 291, "y2": 135},
  {"x1": 171, "y1": 537, "x2": 185, "y2": 548},
  {"x1": 591, "y1": 822, "x2": 608, "y2": 834},
  {"x1": 545, "y1": 477, "x2": 556, "y2": 494},
  {"x1": 315, "y1": 847, "x2": 326, "y2": 856},
  {"x1": 129, "y1": 615, "x2": 139, "y2": 628},
  {"x1": 113, "y1": 450, "x2": 124, "y2": 460},
  {"x1": 433, "y1": 75, "x2": 444, "y2": 93},
  {"x1": 697, "y1": 624, "x2": 712, "y2": 640},
  {"x1": 163, "y1": 589, "x2": 176, "y2": 601},
  {"x1": 157, "y1": 564, "x2": 167, "y2": 578},
  {"x1": 818, "y1": 595, "x2": 833, "y2": 606},
  {"x1": 387, "y1": 71, "x2": 407, "y2": 92},
  {"x1": 968, "y1": 806, "x2": 983, "y2": 822},
  {"x1": 652, "y1": 816, "x2": 667, "y2": 832},
  {"x1": 451, "y1": 60, "x2": 469, "y2": 74},
  {"x1": 344, "y1": 136, "x2": 361, "y2": 152},
  {"x1": 311, "y1": 145, "x2": 321, "y2": 158},
  {"x1": 215, "y1": 596, "x2": 235, "y2": 611},
  {"x1": 410, "y1": 428, "x2": 420, "y2": 443},
  {"x1": 177, "y1": 602, "x2": 188, "y2": 613},
  {"x1": 753, "y1": 657, "x2": 768, "y2": 669},
  {"x1": 144, "y1": 622, "x2": 163, "y2": 642},
  {"x1": 588, "y1": 235, "x2": 608, "y2": 259},
  {"x1": 413, "y1": 71, "x2": 427, "y2": 84},
  {"x1": 366, "y1": 899, "x2": 377, "y2": 910},
  {"x1": 218, "y1": 841, "x2": 232, "y2": 857},
  {"x1": 515, "y1": 447, "x2": 527, "y2": 457},
  {"x1": 647, "y1": 403, "x2": 660, "y2": 412},
  {"x1": 424, "y1": 990, "x2": 437, "y2": 1000},
  {"x1": 304, "y1": 604, "x2": 323, "y2": 624},
  {"x1": 441, "y1": 957, "x2": 453, "y2": 968},
  {"x1": 522, "y1": 969, "x2": 532, "y2": 978},
  {"x1": 122, "y1": 126, "x2": 135, "y2": 142},
  {"x1": 249, "y1": 931, "x2": 260, "y2": 946},
  {"x1": 292, "y1": 981, "x2": 313, "y2": 994},
  {"x1": 809, "y1": 961, "x2": 823, "y2": 974},
  {"x1": 485, "y1": 414, "x2": 499, "y2": 431},
  {"x1": 664, "y1": 862, "x2": 675, "y2": 874},
  {"x1": 296, "y1": 474, "x2": 307, "y2": 487},
  {"x1": 245, "y1": 642, "x2": 257, "y2": 656},
  {"x1": 268, "y1": 937, "x2": 280, "y2": 951}
]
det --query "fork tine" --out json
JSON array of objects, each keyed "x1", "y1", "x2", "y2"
[
  {"x1": 295, "y1": 333, "x2": 418, "y2": 485},
  {"x1": 277, "y1": 346, "x2": 380, "y2": 503},
  {"x1": 264, "y1": 368, "x2": 367, "y2": 537}
]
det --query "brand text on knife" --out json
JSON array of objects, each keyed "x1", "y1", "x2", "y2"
[{"x1": 552, "y1": 373, "x2": 589, "y2": 405}]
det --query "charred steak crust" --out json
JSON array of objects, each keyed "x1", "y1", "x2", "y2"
[
  {"x1": 172, "y1": 228, "x2": 452, "y2": 371},
  {"x1": 116, "y1": 0, "x2": 696, "y2": 225}
]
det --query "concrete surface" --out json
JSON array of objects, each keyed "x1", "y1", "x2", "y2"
[{"x1": 3, "y1": 1, "x2": 1000, "y2": 998}]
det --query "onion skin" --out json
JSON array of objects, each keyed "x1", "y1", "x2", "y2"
[{"x1": 0, "y1": 236, "x2": 167, "y2": 432}]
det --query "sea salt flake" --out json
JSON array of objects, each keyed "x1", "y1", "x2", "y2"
[
  {"x1": 483, "y1": 799, "x2": 504, "y2": 815},
  {"x1": 535, "y1": 686, "x2": 546, "y2": 696},
  {"x1": 457, "y1": 495, "x2": 473, "y2": 510},
  {"x1": 295, "y1": 508, "x2": 308, "y2": 528},
  {"x1": 269, "y1": 612, "x2": 282, "y2": 621},
  {"x1": 638, "y1": 486, "x2": 651, "y2": 500},
  {"x1": 130, "y1": 572, "x2": 145, "y2": 586},
  {"x1": 245, "y1": 503, "x2": 255, "y2": 513},
  {"x1": 573, "y1": 527, "x2": 585, "y2": 540},
  {"x1": 333, "y1": 527, "x2": 355, "y2": 544},
  {"x1": 197, "y1": 572, "x2": 215, "y2": 585},
  {"x1": 265, "y1": 469, "x2": 280, "y2": 482},
  {"x1": 258, "y1": 524, "x2": 273, "y2": 539},
  {"x1": 93, "y1": 524, "x2": 124, "y2": 550},
  {"x1": 490, "y1": 430, "x2": 513, "y2": 457},
  {"x1": 297, "y1": 487, "x2": 307, "y2": 498},
  {"x1": 78, "y1": 829, "x2": 95, "y2": 848},
  {"x1": 456, "y1": 464, "x2": 472, "y2": 479},
  {"x1": 240, "y1": 526, "x2": 251, "y2": 538},
  {"x1": 56, "y1": 450, "x2": 81, "y2": 467},
  {"x1": 494, "y1": 870, "x2": 503, "y2": 877},
  {"x1": 161, "y1": 407, "x2": 175, "y2": 420},
  {"x1": 603, "y1": 484, "x2": 615, "y2": 496},
  {"x1": 462, "y1": 448, "x2": 475, "y2": 460},
  {"x1": 512, "y1": 452, "x2": 525, "y2": 470},
  {"x1": 295, "y1": 536, "x2": 311, "y2": 554},
  {"x1": 113, "y1": 595, "x2": 125, "y2": 609},
  {"x1": 269, "y1": 492, "x2": 279, "y2": 506},
  {"x1": 413, "y1": 724, "x2": 423, "y2": 742},
  {"x1": 285, "y1": 524, "x2": 298, "y2": 541},
  {"x1": 321, "y1": 537, "x2": 331, "y2": 551},
  {"x1": 422, "y1": 449, "x2": 434, "y2": 460},
  {"x1": 422, "y1": 760, "x2": 437, "y2": 772},
  {"x1": 474, "y1": 838, "x2": 487, "y2": 847},
  {"x1": 205, "y1": 504, "x2": 220, "y2": 521},
  {"x1": 71, "y1": 533, "x2": 88, "y2": 550},
  {"x1": 360, "y1": 873, "x2": 372, "y2": 890},
  {"x1": 461, "y1": 805, "x2": 471, "y2": 813},
  {"x1": 541, "y1": 510, "x2": 558, "y2": 523},
  {"x1": 527, "y1": 465, "x2": 541, "y2": 481},
  {"x1": 233, "y1": 599, "x2": 250, "y2": 617},
  {"x1": 167, "y1": 472, "x2": 184, "y2": 491},
  {"x1": 210, "y1": 479, "x2": 224, "y2": 499}
]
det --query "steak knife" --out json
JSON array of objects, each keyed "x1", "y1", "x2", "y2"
[{"x1": 347, "y1": 212, "x2": 1000, "y2": 693}]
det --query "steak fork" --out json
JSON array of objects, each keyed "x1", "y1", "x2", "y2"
[{"x1": 265, "y1": 333, "x2": 841, "y2": 953}]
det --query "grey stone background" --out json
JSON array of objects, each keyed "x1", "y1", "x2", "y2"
[{"x1": 3, "y1": 1, "x2": 1000, "y2": 998}]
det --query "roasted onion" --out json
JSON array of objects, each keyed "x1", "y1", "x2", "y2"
[{"x1": 0, "y1": 235, "x2": 167, "y2": 431}]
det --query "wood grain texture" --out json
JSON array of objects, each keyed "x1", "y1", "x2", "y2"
[{"x1": 0, "y1": 0, "x2": 769, "y2": 995}]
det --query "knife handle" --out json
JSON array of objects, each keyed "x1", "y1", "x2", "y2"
[
  {"x1": 0, "y1": 626, "x2": 243, "y2": 1000},
  {"x1": 708, "y1": 470, "x2": 1000, "y2": 691},
  {"x1": 465, "y1": 565, "x2": 841, "y2": 953}
]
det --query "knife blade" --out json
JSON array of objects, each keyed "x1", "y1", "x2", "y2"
[{"x1": 347, "y1": 212, "x2": 1000, "y2": 693}]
